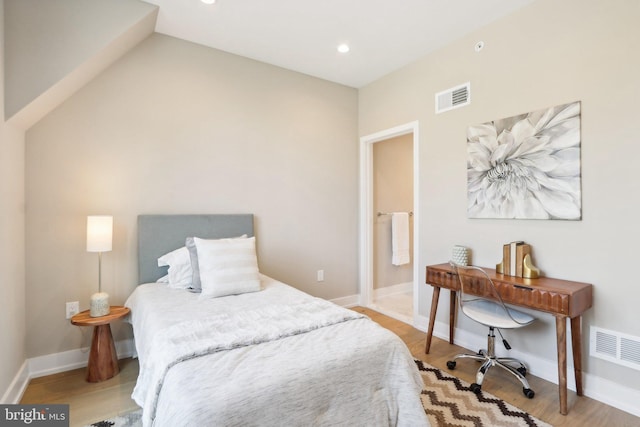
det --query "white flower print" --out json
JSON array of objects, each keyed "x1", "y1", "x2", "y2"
[{"x1": 467, "y1": 102, "x2": 581, "y2": 219}]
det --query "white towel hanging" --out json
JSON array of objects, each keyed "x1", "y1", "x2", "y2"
[{"x1": 391, "y1": 212, "x2": 410, "y2": 266}]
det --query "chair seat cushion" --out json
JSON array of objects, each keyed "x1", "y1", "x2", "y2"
[{"x1": 462, "y1": 299, "x2": 535, "y2": 329}]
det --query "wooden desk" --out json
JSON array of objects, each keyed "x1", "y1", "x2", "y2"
[
  {"x1": 71, "y1": 306, "x2": 130, "y2": 382},
  {"x1": 425, "y1": 263, "x2": 592, "y2": 415}
]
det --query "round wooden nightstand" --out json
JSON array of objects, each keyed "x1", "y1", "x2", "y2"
[{"x1": 71, "y1": 306, "x2": 130, "y2": 382}]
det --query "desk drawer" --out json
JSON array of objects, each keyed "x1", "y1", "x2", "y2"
[
  {"x1": 472, "y1": 279, "x2": 570, "y2": 316},
  {"x1": 426, "y1": 268, "x2": 458, "y2": 290},
  {"x1": 426, "y1": 266, "x2": 571, "y2": 316},
  {"x1": 499, "y1": 282, "x2": 570, "y2": 315}
]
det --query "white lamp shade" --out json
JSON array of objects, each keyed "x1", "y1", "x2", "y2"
[{"x1": 87, "y1": 215, "x2": 113, "y2": 252}]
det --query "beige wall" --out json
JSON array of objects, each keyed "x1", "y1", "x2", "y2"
[
  {"x1": 4, "y1": 0, "x2": 156, "y2": 120},
  {"x1": 0, "y1": 0, "x2": 27, "y2": 400},
  {"x1": 360, "y1": 0, "x2": 640, "y2": 391},
  {"x1": 25, "y1": 34, "x2": 358, "y2": 358},
  {"x1": 373, "y1": 134, "x2": 413, "y2": 289}
]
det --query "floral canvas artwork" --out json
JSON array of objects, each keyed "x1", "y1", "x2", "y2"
[{"x1": 467, "y1": 101, "x2": 581, "y2": 220}]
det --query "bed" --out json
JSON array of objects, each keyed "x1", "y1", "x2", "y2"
[{"x1": 126, "y1": 214, "x2": 428, "y2": 427}]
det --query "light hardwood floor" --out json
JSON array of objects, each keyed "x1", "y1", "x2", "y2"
[{"x1": 21, "y1": 307, "x2": 640, "y2": 427}]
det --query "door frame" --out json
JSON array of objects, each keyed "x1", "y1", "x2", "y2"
[{"x1": 359, "y1": 121, "x2": 420, "y2": 325}]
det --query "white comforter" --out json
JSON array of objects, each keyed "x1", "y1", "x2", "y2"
[{"x1": 125, "y1": 275, "x2": 428, "y2": 427}]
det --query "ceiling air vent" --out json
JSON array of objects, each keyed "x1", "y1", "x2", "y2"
[
  {"x1": 590, "y1": 326, "x2": 640, "y2": 371},
  {"x1": 435, "y1": 82, "x2": 470, "y2": 114}
]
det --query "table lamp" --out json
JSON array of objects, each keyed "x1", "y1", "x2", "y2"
[{"x1": 87, "y1": 215, "x2": 113, "y2": 317}]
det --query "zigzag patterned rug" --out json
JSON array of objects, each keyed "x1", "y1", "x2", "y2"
[
  {"x1": 416, "y1": 359, "x2": 553, "y2": 427},
  {"x1": 86, "y1": 409, "x2": 141, "y2": 427}
]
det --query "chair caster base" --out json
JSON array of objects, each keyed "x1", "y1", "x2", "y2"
[
  {"x1": 446, "y1": 361, "x2": 456, "y2": 370},
  {"x1": 470, "y1": 383, "x2": 482, "y2": 394},
  {"x1": 523, "y1": 388, "x2": 535, "y2": 399},
  {"x1": 517, "y1": 366, "x2": 527, "y2": 377}
]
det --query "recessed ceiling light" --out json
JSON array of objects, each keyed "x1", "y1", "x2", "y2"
[
  {"x1": 337, "y1": 43, "x2": 350, "y2": 54},
  {"x1": 201, "y1": 0, "x2": 216, "y2": 4}
]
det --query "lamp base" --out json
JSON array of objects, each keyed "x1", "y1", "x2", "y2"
[{"x1": 90, "y1": 292, "x2": 110, "y2": 317}]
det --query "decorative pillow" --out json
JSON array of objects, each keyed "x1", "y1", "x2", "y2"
[
  {"x1": 157, "y1": 246, "x2": 192, "y2": 289},
  {"x1": 195, "y1": 236, "x2": 261, "y2": 298},
  {"x1": 186, "y1": 235, "x2": 248, "y2": 293}
]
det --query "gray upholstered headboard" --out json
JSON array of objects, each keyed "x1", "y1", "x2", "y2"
[{"x1": 137, "y1": 214, "x2": 254, "y2": 284}]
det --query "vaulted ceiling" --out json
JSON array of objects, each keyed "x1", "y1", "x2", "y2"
[
  {"x1": 4, "y1": 0, "x2": 535, "y2": 129},
  {"x1": 145, "y1": 0, "x2": 535, "y2": 88}
]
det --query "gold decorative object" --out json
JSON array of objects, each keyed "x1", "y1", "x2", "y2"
[
  {"x1": 496, "y1": 241, "x2": 540, "y2": 278},
  {"x1": 522, "y1": 254, "x2": 540, "y2": 279}
]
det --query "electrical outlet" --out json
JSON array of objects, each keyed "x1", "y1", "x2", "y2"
[
  {"x1": 317, "y1": 270, "x2": 324, "y2": 282},
  {"x1": 66, "y1": 301, "x2": 79, "y2": 319}
]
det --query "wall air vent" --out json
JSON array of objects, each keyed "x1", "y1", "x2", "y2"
[
  {"x1": 590, "y1": 326, "x2": 640, "y2": 371},
  {"x1": 435, "y1": 82, "x2": 470, "y2": 114}
]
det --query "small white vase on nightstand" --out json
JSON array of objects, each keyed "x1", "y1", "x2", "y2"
[{"x1": 90, "y1": 292, "x2": 110, "y2": 317}]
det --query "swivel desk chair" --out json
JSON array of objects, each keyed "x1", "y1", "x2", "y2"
[{"x1": 447, "y1": 262, "x2": 536, "y2": 398}]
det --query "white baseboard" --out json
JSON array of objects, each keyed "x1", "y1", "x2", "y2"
[
  {"x1": 1, "y1": 361, "x2": 29, "y2": 404},
  {"x1": 330, "y1": 294, "x2": 360, "y2": 308},
  {"x1": 2, "y1": 339, "x2": 135, "y2": 404},
  {"x1": 332, "y1": 291, "x2": 416, "y2": 325},
  {"x1": 414, "y1": 314, "x2": 640, "y2": 417},
  {"x1": 582, "y1": 370, "x2": 640, "y2": 417},
  {"x1": 29, "y1": 339, "x2": 135, "y2": 379}
]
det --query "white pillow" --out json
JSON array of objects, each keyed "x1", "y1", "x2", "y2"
[
  {"x1": 186, "y1": 234, "x2": 248, "y2": 292},
  {"x1": 195, "y1": 236, "x2": 261, "y2": 298},
  {"x1": 157, "y1": 246, "x2": 192, "y2": 289}
]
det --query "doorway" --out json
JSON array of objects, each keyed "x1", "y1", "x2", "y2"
[{"x1": 359, "y1": 121, "x2": 419, "y2": 326}]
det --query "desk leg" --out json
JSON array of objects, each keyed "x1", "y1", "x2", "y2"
[
  {"x1": 425, "y1": 287, "x2": 441, "y2": 354},
  {"x1": 571, "y1": 316, "x2": 584, "y2": 396},
  {"x1": 449, "y1": 290, "x2": 457, "y2": 344},
  {"x1": 555, "y1": 316, "x2": 568, "y2": 415},
  {"x1": 87, "y1": 324, "x2": 119, "y2": 383}
]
